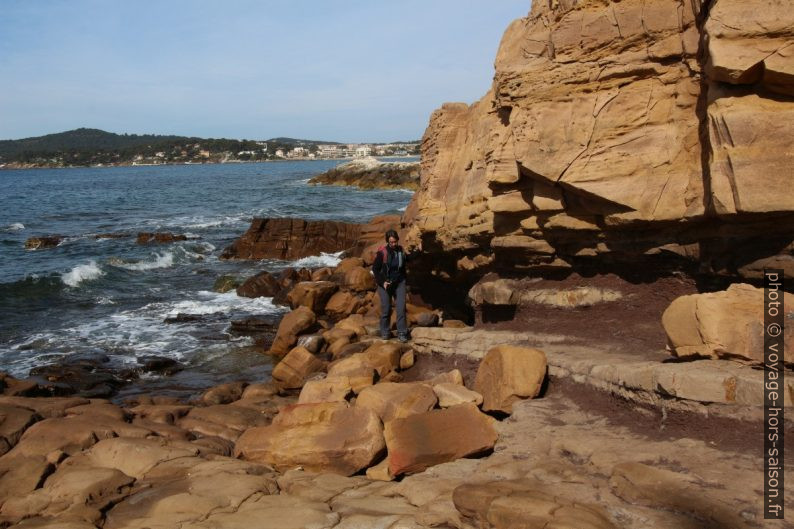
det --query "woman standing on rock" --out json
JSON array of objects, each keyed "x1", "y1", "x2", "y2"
[{"x1": 372, "y1": 229, "x2": 409, "y2": 342}]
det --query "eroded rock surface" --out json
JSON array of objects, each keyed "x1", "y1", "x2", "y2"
[{"x1": 403, "y1": 0, "x2": 794, "y2": 284}]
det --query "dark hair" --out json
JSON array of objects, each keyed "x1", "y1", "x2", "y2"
[{"x1": 385, "y1": 229, "x2": 399, "y2": 242}]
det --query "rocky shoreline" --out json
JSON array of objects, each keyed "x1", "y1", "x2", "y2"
[
  {"x1": 309, "y1": 157, "x2": 420, "y2": 190},
  {"x1": 1, "y1": 213, "x2": 790, "y2": 526}
]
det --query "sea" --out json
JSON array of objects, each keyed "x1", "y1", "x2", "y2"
[{"x1": 0, "y1": 159, "x2": 415, "y2": 398}]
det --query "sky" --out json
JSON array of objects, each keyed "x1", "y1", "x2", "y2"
[{"x1": 0, "y1": 0, "x2": 529, "y2": 143}]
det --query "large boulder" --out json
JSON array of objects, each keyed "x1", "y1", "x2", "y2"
[
  {"x1": 268, "y1": 306, "x2": 316, "y2": 356},
  {"x1": 473, "y1": 345, "x2": 547, "y2": 413},
  {"x1": 343, "y1": 267, "x2": 377, "y2": 292},
  {"x1": 234, "y1": 402, "x2": 385, "y2": 476},
  {"x1": 271, "y1": 346, "x2": 326, "y2": 389},
  {"x1": 287, "y1": 281, "x2": 338, "y2": 313},
  {"x1": 298, "y1": 377, "x2": 352, "y2": 404},
  {"x1": 324, "y1": 291, "x2": 367, "y2": 320},
  {"x1": 355, "y1": 382, "x2": 437, "y2": 423},
  {"x1": 236, "y1": 271, "x2": 281, "y2": 298},
  {"x1": 220, "y1": 218, "x2": 362, "y2": 260},
  {"x1": 662, "y1": 283, "x2": 794, "y2": 364},
  {"x1": 384, "y1": 403, "x2": 497, "y2": 476}
]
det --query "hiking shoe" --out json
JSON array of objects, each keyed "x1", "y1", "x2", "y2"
[
  {"x1": 381, "y1": 333, "x2": 391, "y2": 340},
  {"x1": 398, "y1": 334, "x2": 409, "y2": 343}
]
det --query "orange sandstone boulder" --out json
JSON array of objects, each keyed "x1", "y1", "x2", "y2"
[
  {"x1": 287, "y1": 281, "x2": 338, "y2": 313},
  {"x1": 268, "y1": 306, "x2": 316, "y2": 356},
  {"x1": 474, "y1": 345, "x2": 547, "y2": 413},
  {"x1": 385, "y1": 403, "x2": 497, "y2": 476},
  {"x1": 234, "y1": 402, "x2": 385, "y2": 476},
  {"x1": 355, "y1": 382, "x2": 437, "y2": 423},
  {"x1": 271, "y1": 346, "x2": 326, "y2": 389}
]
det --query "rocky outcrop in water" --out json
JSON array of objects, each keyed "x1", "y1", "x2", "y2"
[
  {"x1": 309, "y1": 157, "x2": 420, "y2": 190},
  {"x1": 135, "y1": 232, "x2": 187, "y2": 244},
  {"x1": 403, "y1": 0, "x2": 794, "y2": 284},
  {"x1": 24, "y1": 236, "x2": 63, "y2": 250},
  {"x1": 220, "y1": 218, "x2": 362, "y2": 261}
]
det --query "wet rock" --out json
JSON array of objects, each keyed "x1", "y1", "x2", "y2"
[
  {"x1": 163, "y1": 313, "x2": 203, "y2": 324},
  {"x1": 220, "y1": 218, "x2": 362, "y2": 260},
  {"x1": 135, "y1": 232, "x2": 187, "y2": 244},
  {"x1": 229, "y1": 315, "x2": 279, "y2": 333},
  {"x1": 234, "y1": 402, "x2": 385, "y2": 476},
  {"x1": 236, "y1": 270, "x2": 281, "y2": 298},
  {"x1": 24, "y1": 236, "x2": 63, "y2": 250},
  {"x1": 27, "y1": 355, "x2": 131, "y2": 398},
  {"x1": 384, "y1": 403, "x2": 497, "y2": 476},
  {"x1": 200, "y1": 381, "x2": 247, "y2": 405},
  {"x1": 137, "y1": 355, "x2": 182, "y2": 375},
  {"x1": 212, "y1": 274, "x2": 242, "y2": 293},
  {"x1": 93, "y1": 232, "x2": 130, "y2": 240},
  {"x1": 474, "y1": 345, "x2": 547, "y2": 414}
]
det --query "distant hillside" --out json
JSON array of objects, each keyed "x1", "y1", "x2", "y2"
[
  {"x1": 0, "y1": 128, "x2": 420, "y2": 169},
  {"x1": 265, "y1": 137, "x2": 342, "y2": 146},
  {"x1": 0, "y1": 128, "x2": 195, "y2": 159}
]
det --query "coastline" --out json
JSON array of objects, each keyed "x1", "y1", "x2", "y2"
[{"x1": 0, "y1": 155, "x2": 419, "y2": 171}]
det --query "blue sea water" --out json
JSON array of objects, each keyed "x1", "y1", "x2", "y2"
[{"x1": 0, "y1": 159, "x2": 414, "y2": 395}]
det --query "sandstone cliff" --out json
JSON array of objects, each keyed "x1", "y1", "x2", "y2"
[{"x1": 404, "y1": 0, "x2": 794, "y2": 283}]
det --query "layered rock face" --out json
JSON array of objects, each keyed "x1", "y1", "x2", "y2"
[
  {"x1": 220, "y1": 218, "x2": 362, "y2": 260},
  {"x1": 404, "y1": 0, "x2": 794, "y2": 282}
]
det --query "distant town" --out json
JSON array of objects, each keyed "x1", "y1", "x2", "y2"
[{"x1": 0, "y1": 129, "x2": 420, "y2": 169}]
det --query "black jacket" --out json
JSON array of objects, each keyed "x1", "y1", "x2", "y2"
[{"x1": 372, "y1": 245, "x2": 407, "y2": 288}]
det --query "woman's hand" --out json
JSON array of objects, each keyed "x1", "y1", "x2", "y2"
[{"x1": 384, "y1": 281, "x2": 391, "y2": 289}]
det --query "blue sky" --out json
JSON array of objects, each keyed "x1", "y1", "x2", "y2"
[{"x1": 0, "y1": 1, "x2": 529, "y2": 142}]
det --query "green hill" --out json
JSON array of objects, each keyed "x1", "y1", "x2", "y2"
[{"x1": 0, "y1": 128, "x2": 193, "y2": 159}]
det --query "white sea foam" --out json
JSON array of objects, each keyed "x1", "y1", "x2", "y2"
[
  {"x1": 61, "y1": 261, "x2": 104, "y2": 287},
  {"x1": 112, "y1": 252, "x2": 175, "y2": 271},
  {"x1": 5, "y1": 223, "x2": 25, "y2": 231},
  {"x1": 164, "y1": 290, "x2": 281, "y2": 317},
  {"x1": 293, "y1": 250, "x2": 344, "y2": 268},
  {"x1": 0, "y1": 290, "x2": 286, "y2": 377}
]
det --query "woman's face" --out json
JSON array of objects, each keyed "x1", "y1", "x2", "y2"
[{"x1": 388, "y1": 237, "x2": 398, "y2": 248}]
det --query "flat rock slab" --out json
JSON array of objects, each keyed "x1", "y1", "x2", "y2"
[
  {"x1": 410, "y1": 327, "x2": 793, "y2": 409},
  {"x1": 385, "y1": 403, "x2": 497, "y2": 476}
]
